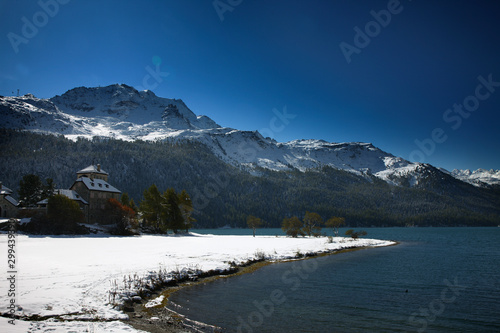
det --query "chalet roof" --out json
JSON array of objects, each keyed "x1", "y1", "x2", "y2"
[
  {"x1": 37, "y1": 189, "x2": 89, "y2": 205},
  {"x1": 73, "y1": 177, "x2": 121, "y2": 194},
  {"x1": 4, "y1": 195, "x2": 18, "y2": 206},
  {"x1": 77, "y1": 165, "x2": 109, "y2": 175},
  {"x1": 0, "y1": 183, "x2": 13, "y2": 195}
]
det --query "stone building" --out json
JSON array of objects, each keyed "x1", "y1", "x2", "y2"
[
  {"x1": 70, "y1": 164, "x2": 121, "y2": 224},
  {"x1": 0, "y1": 182, "x2": 18, "y2": 218}
]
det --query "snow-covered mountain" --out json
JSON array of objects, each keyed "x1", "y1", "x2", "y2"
[
  {"x1": 0, "y1": 84, "x2": 485, "y2": 188},
  {"x1": 49, "y1": 84, "x2": 220, "y2": 129},
  {"x1": 450, "y1": 169, "x2": 500, "y2": 187}
]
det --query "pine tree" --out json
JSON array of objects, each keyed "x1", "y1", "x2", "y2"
[
  {"x1": 121, "y1": 192, "x2": 131, "y2": 208},
  {"x1": 18, "y1": 174, "x2": 44, "y2": 207},
  {"x1": 129, "y1": 198, "x2": 138, "y2": 213},
  {"x1": 139, "y1": 184, "x2": 166, "y2": 233},
  {"x1": 163, "y1": 188, "x2": 184, "y2": 234},
  {"x1": 43, "y1": 178, "x2": 56, "y2": 199},
  {"x1": 121, "y1": 192, "x2": 138, "y2": 212},
  {"x1": 18, "y1": 175, "x2": 55, "y2": 207}
]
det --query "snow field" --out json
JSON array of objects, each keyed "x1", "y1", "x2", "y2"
[{"x1": 0, "y1": 233, "x2": 394, "y2": 331}]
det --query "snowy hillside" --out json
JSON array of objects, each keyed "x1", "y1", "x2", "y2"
[
  {"x1": 0, "y1": 84, "x2": 473, "y2": 187},
  {"x1": 450, "y1": 169, "x2": 500, "y2": 187}
]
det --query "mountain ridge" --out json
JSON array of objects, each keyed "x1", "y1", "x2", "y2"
[{"x1": 0, "y1": 84, "x2": 497, "y2": 188}]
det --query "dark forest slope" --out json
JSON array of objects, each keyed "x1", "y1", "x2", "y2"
[{"x1": 1, "y1": 130, "x2": 499, "y2": 227}]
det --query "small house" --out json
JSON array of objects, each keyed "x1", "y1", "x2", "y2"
[{"x1": 0, "y1": 182, "x2": 19, "y2": 218}]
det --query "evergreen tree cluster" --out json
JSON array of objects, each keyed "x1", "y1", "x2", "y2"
[
  {"x1": 139, "y1": 184, "x2": 194, "y2": 234},
  {"x1": 1, "y1": 129, "x2": 499, "y2": 228},
  {"x1": 18, "y1": 174, "x2": 55, "y2": 207}
]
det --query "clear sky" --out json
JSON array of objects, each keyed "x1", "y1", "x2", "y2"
[{"x1": 1, "y1": 0, "x2": 500, "y2": 171}]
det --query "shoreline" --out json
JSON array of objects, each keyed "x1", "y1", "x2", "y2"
[{"x1": 125, "y1": 241, "x2": 399, "y2": 332}]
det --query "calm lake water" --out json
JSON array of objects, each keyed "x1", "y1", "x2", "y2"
[{"x1": 169, "y1": 228, "x2": 500, "y2": 332}]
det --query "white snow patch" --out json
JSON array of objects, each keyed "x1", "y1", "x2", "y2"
[{"x1": 144, "y1": 295, "x2": 165, "y2": 308}]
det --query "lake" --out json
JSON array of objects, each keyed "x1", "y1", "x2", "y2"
[{"x1": 168, "y1": 227, "x2": 500, "y2": 332}]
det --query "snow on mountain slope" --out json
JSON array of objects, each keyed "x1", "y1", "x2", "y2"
[
  {"x1": 0, "y1": 93, "x2": 89, "y2": 135},
  {"x1": 0, "y1": 84, "x2": 463, "y2": 187},
  {"x1": 49, "y1": 84, "x2": 220, "y2": 129},
  {"x1": 143, "y1": 127, "x2": 422, "y2": 183},
  {"x1": 451, "y1": 169, "x2": 500, "y2": 187}
]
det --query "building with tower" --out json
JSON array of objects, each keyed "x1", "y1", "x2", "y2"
[{"x1": 70, "y1": 164, "x2": 121, "y2": 224}]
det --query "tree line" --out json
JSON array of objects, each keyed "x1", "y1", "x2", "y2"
[
  {"x1": 281, "y1": 212, "x2": 346, "y2": 237},
  {"x1": 247, "y1": 212, "x2": 367, "y2": 239},
  {"x1": 247, "y1": 212, "x2": 347, "y2": 238}
]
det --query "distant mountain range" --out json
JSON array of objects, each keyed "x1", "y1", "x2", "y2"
[
  {"x1": 1, "y1": 84, "x2": 499, "y2": 227},
  {"x1": 449, "y1": 169, "x2": 500, "y2": 187},
  {"x1": 1, "y1": 84, "x2": 497, "y2": 188}
]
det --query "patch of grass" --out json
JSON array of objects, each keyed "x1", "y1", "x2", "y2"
[{"x1": 254, "y1": 249, "x2": 267, "y2": 261}]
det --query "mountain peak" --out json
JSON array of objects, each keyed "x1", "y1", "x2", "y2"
[{"x1": 48, "y1": 84, "x2": 220, "y2": 129}]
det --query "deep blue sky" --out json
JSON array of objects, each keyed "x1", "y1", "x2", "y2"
[{"x1": 1, "y1": 0, "x2": 500, "y2": 171}]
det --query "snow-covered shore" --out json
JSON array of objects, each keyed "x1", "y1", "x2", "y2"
[{"x1": 0, "y1": 233, "x2": 395, "y2": 332}]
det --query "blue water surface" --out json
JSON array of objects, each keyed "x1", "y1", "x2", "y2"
[{"x1": 169, "y1": 227, "x2": 500, "y2": 332}]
